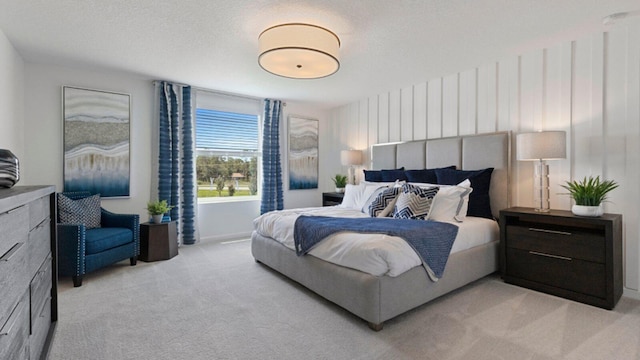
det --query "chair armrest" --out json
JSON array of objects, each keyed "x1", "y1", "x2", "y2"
[
  {"x1": 101, "y1": 209, "x2": 140, "y2": 255},
  {"x1": 101, "y1": 209, "x2": 140, "y2": 233},
  {"x1": 57, "y1": 224, "x2": 86, "y2": 277}
]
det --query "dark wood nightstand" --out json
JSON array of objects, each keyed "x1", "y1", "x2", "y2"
[
  {"x1": 322, "y1": 192, "x2": 344, "y2": 206},
  {"x1": 140, "y1": 221, "x2": 179, "y2": 262},
  {"x1": 500, "y1": 207, "x2": 622, "y2": 309}
]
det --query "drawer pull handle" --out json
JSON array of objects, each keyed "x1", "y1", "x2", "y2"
[
  {"x1": 0, "y1": 301, "x2": 22, "y2": 336},
  {"x1": 0, "y1": 242, "x2": 24, "y2": 262},
  {"x1": 5, "y1": 207, "x2": 22, "y2": 215},
  {"x1": 528, "y1": 227, "x2": 572, "y2": 236},
  {"x1": 529, "y1": 251, "x2": 572, "y2": 261}
]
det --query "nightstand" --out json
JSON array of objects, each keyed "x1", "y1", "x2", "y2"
[
  {"x1": 322, "y1": 192, "x2": 344, "y2": 206},
  {"x1": 500, "y1": 207, "x2": 622, "y2": 309},
  {"x1": 140, "y1": 221, "x2": 179, "y2": 262}
]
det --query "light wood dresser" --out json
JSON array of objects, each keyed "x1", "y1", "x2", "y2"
[{"x1": 0, "y1": 186, "x2": 57, "y2": 359}]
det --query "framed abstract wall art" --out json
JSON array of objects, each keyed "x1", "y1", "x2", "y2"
[
  {"x1": 288, "y1": 116, "x2": 318, "y2": 190},
  {"x1": 63, "y1": 86, "x2": 131, "y2": 197}
]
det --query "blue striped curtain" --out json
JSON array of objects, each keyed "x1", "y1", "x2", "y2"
[
  {"x1": 154, "y1": 81, "x2": 198, "y2": 244},
  {"x1": 260, "y1": 99, "x2": 284, "y2": 214}
]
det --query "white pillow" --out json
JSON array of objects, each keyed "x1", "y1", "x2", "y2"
[
  {"x1": 339, "y1": 183, "x2": 364, "y2": 210},
  {"x1": 427, "y1": 179, "x2": 473, "y2": 222}
]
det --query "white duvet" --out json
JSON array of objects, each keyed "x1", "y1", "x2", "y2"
[{"x1": 253, "y1": 206, "x2": 499, "y2": 278}]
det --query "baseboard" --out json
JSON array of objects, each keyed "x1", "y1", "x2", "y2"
[
  {"x1": 199, "y1": 232, "x2": 252, "y2": 244},
  {"x1": 623, "y1": 287, "x2": 640, "y2": 301}
]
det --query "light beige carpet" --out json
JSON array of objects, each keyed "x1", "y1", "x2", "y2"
[{"x1": 49, "y1": 239, "x2": 640, "y2": 360}]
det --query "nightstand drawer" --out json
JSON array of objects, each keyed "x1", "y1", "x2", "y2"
[
  {"x1": 506, "y1": 225, "x2": 605, "y2": 263},
  {"x1": 506, "y1": 248, "x2": 606, "y2": 299}
]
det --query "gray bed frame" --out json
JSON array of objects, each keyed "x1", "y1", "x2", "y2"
[{"x1": 251, "y1": 132, "x2": 511, "y2": 330}]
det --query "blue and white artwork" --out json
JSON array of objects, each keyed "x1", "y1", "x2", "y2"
[
  {"x1": 288, "y1": 116, "x2": 318, "y2": 190},
  {"x1": 63, "y1": 87, "x2": 130, "y2": 197}
]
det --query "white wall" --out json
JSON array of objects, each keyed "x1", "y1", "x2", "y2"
[
  {"x1": 0, "y1": 29, "x2": 24, "y2": 160},
  {"x1": 20, "y1": 61, "x2": 327, "y2": 242},
  {"x1": 23, "y1": 63, "x2": 153, "y2": 220},
  {"x1": 327, "y1": 22, "x2": 640, "y2": 297}
]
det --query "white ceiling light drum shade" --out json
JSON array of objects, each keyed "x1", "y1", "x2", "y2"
[
  {"x1": 340, "y1": 150, "x2": 362, "y2": 166},
  {"x1": 517, "y1": 131, "x2": 567, "y2": 160},
  {"x1": 259, "y1": 23, "x2": 340, "y2": 79}
]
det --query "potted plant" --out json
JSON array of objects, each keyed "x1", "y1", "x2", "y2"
[
  {"x1": 561, "y1": 176, "x2": 618, "y2": 217},
  {"x1": 331, "y1": 174, "x2": 348, "y2": 193},
  {"x1": 147, "y1": 199, "x2": 174, "y2": 224}
]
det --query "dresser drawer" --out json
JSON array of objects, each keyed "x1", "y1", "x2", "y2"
[
  {"x1": 27, "y1": 218, "x2": 51, "y2": 277},
  {"x1": 28, "y1": 196, "x2": 50, "y2": 231},
  {"x1": 0, "y1": 241, "x2": 29, "y2": 327},
  {"x1": 506, "y1": 248, "x2": 606, "y2": 299},
  {"x1": 0, "y1": 205, "x2": 29, "y2": 261},
  {"x1": 30, "y1": 256, "x2": 52, "y2": 333},
  {"x1": 0, "y1": 292, "x2": 30, "y2": 360},
  {"x1": 506, "y1": 225, "x2": 605, "y2": 263},
  {"x1": 30, "y1": 296, "x2": 51, "y2": 360}
]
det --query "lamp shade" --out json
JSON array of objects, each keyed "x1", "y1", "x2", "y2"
[
  {"x1": 517, "y1": 131, "x2": 566, "y2": 160},
  {"x1": 340, "y1": 150, "x2": 362, "y2": 166},
  {"x1": 258, "y1": 23, "x2": 340, "y2": 79}
]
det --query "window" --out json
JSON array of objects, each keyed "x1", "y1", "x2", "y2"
[{"x1": 195, "y1": 93, "x2": 261, "y2": 202}]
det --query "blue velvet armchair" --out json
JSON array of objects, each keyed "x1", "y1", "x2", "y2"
[{"x1": 57, "y1": 191, "x2": 140, "y2": 287}]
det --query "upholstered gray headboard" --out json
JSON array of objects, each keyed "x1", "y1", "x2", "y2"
[{"x1": 371, "y1": 132, "x2": 511, "y2": 219}]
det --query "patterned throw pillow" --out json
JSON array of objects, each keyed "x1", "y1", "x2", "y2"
[
  {"x1": 368, "y1": 187, "x2": 401, "y2": 217},
  {"x1": 57, "y1": 193, "x2": 102, "y2": 229},
  {"x1": 393, "y1": 184, "x2": 439, "y2": 220}
]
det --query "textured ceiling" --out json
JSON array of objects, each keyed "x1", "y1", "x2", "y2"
[{"x1": 1, "y1": 0, "x2": 638, "y2": 109}]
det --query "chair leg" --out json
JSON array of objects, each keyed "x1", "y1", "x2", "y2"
[
  {"x1": 72, "y1": 276, "x2": 83, "y2": 287},
  {"x1": 130, "y1": 256, "x2": 137, "y2": 266}
]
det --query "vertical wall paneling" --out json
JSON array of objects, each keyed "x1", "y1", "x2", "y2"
[
  {"x1": 459, "y1": 68, "x2": 477, "y2": 135},
  {"x1": 477, "y1": 63, "x2": 498, "y2": 134},
  {"x1": 572, "y1": 33, "x2": 605, "y2": 179},
  {"x1": 378, "y1": 92, "x2": 390, "y2": 143},
  {"x1": 327, "y1": 24, "x2": 640, "y2": 295},
  {"x1": 389, "y1": 89, "x2": 401, "y2": 142},
  {"x1": 517, "y1": 50, "x2": 545, "y2": 206},
  {"x1": 400, "y1": 86, "x2": 414, "y2": 141},
  {"x1": 358, "y1": 99, "x2": 368, "y2": 150},
  {"x1": 413, "y1": 82, "x2": 428, "y2": 140},
  {"x1": 545, "y1": 42, "x2": 573, "y2": 211},
  {"x1": 367, "y1": 95, "x2": 379, "y2": 166},
  {"x1": 427, "y1": 78, "x2": 443, "y2": 139},
  {"x1": 442, "y1": 73, "x2": 459, "y2": 137}
]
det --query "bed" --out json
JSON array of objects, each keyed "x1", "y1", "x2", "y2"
[{"x1": 251, "y1": 132, "x2": 511, "y2": 330}]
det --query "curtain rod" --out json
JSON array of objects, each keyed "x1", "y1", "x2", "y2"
[{"x1": 152, "y1": 80, "x2": 283, "y2": 104}]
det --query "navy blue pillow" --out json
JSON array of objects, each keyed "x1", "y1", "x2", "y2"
[
  {"x1": 405, "y1": 165, "x2": 456, "y2": 184},
  {"x1": 363, "y1": 169, "x2": 383, "y2": 182},
  {"x1": 435, "y1": 168, "x2": 494, "y2": 219},
  {"x1": 380, "y1": 169, "x2": 407, "y2": 182},
  {"x1": 363, "y1": 167, "x2": 405, "y2": 182}
]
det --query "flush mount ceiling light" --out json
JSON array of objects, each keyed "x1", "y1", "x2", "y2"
[{"x1": 258, "y1": 23, "x2": 340, "y2": 79}]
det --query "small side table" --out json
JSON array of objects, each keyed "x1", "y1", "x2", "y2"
[
  {"x1": 322, "y1": 192, "x2": 344, "y2": 206},
  {"x1": 140, "y1": 221, "x2": 178, "y2": 262}
]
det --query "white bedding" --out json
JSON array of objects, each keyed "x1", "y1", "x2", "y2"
[{"x1": 253, "y1": 206, "x2": 499, "y2": 278}]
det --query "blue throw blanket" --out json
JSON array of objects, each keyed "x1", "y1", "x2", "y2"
[{"x1": 293, "y1": 216, "x2": 459, "y2": 279}]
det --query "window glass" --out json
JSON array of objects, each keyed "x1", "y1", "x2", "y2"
[{"x1": 195, "y1": 108, "x2": 260, "y2": 201}]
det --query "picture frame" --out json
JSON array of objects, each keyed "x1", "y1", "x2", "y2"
[
  {"x1": 63, "y1": 86, "x2": 131, "y2": 198},
  {"x1": 288, "y1": 115, "x2": 318, "y2": 190}
]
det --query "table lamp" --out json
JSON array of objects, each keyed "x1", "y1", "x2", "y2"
[
  {"x1": 517, "y1": 131, "x2": 566, "y2": 212},
  {"x1": 340, "y1": 149, "x2": 363, "y2": 185}
]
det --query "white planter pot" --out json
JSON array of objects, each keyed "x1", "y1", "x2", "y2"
[
  {"x1": 571, "y1": 204, "x2": 603, "y2": 217},
  {"x1": 151, "y1": 214, "x2": 164, "y2": 224},
  {"x1": 335, "y1": 187, "x2": 345, "y2": 193}
]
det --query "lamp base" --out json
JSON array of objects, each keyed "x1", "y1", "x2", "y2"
[
  {"x1": 533, "y1": 160, "x2": 550, "y2": 212},
  {"x1": 347, "y1": 166, "x2": 356, "y2": 185}
]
